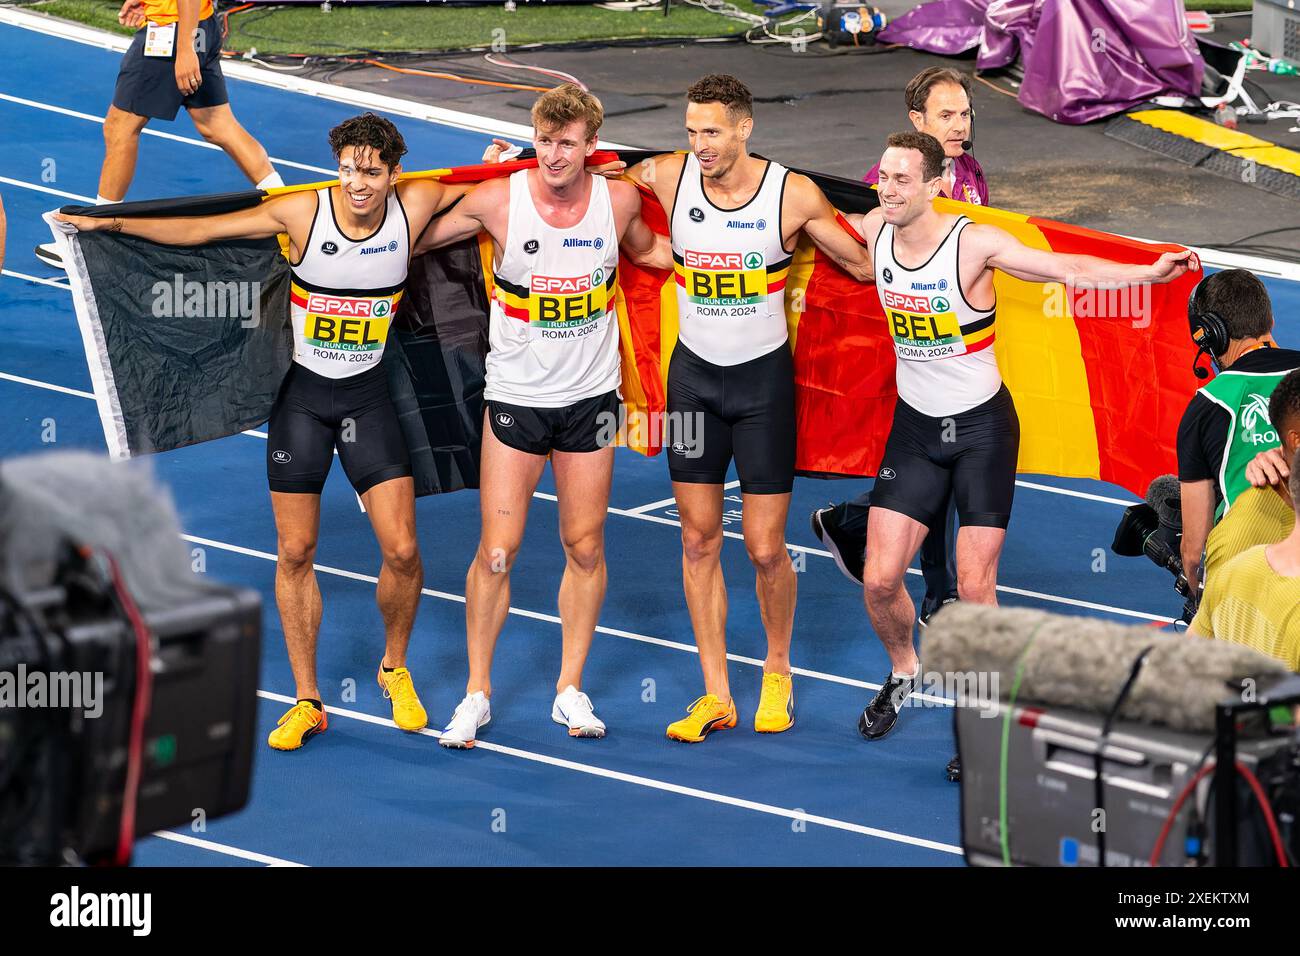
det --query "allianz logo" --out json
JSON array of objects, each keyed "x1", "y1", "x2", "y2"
[
  {"x1": 726, "y1": 218, "x2": 766, "y2": 230},
  {"x1": 360, "y1": 240, "x2": 399, "y2": 256}
]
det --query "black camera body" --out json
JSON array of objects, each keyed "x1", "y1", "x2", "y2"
[
  {"x1": 1111, "y1": 478, "x2": 1201, "y2": 623},
  {"x1": 0, "y1": 453, "x2": 261, "y2": 865}
]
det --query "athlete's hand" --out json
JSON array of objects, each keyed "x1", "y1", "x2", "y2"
[
  {"x1": 176, "y1": 45, "x2": 202, "y2": 97},
  {"x1": 52, "y1": 213, "x2": 120, "y2": 234},
  {"x1": 591, "y1": 159, "x2": 627, "y2": 179},
  {"x1": 1245, "y1": 445, "x2": 1290, "y2": 488},
  {"x1": 118, "y1": 0, "x2": 146, "y2": 28},
  {"x1": 1147, "y1": 249, "x2": 1193, "y2": 283},
  {"x1": 481, "y1": 138, "x2": 521, "y2": 163}
]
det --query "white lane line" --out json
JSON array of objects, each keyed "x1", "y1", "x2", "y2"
[
  {"x1": 0, "y1": 90, "x2": 335, "y2": 175},
  {"x1": 0, "y1": 369, "x2": 1174, "y2": 627},
  {"x1": 1, "y1": 268, "x2": 70, "y2": 290},
  {"x1": 625, "y1": 479, "x2": 742, "y2": 515},
  {"x1": 0, "y1": 370, "x2": 94, "y2": 400},
  {"x1": 148, "y1": 830, "x2": 307, "y2": 867},
  {"x1": 1013, "y1": 479, "x2": 1136, "y2": 507},
  {"x1": 0, "y1": 174, "x2": 94, "y2": 203},
  {"x1": 0, "y1": 8, "x2": 634, "y2": 149},
  {"x1": 255, "y1": 689, "x2": 962, "y2": 856}
]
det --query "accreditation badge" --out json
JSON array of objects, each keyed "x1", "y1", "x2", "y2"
[{"x1": 143, "y1": 21, "x2": 177, "y2": 58}]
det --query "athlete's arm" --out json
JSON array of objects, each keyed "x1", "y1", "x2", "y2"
[
  {"x1": 971, "y1": 223, "x2": 1193, "y2": 286},
  {"x1": 784, "y1": 175, "x2": 873, "y2": 283},
  {"x1": 397, "y1": 178, "x2": 474, "y2": 243},
  {"x1": 611, "y1": 180, "x2": 671, "y2": 270},
  {"x1": 1179, "y1": 478, "x2": 1215, "y2": 596},
  {"x1": 53, "y1": 190, "x2": 314, "y2": 247},
  {"x1": 613, "y1": 152, "x2": 685, "y2": 215},
  {"x1": 411, "y1": 176, "x2": 506, "y2": 256}
]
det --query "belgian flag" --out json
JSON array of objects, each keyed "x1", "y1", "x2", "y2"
[{"x1": 50, "y1": 149, "x2": 1201, "y2": 499}]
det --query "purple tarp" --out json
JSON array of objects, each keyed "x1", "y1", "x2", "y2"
[{"x1": 879, "y1": 0, "x2": 1204, "y2": 125}]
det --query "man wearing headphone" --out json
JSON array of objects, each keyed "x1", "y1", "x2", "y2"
[
  {"x1": 1178, "y1": 268, "x2": 1300, "y2": 601},
  {"x1": 810, "y1": 67, "x2": 986, "y2": 648}
]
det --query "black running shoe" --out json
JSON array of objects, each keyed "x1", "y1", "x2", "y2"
[
  {"x1": 810, "y1": 505, "x2": 864, "y2": 585},
  {"x1": 857, "y1": 671, "x2": 918, "y2": 741},
  {"x1": 945, "y1": 753, "x2": 961, "y2": 782},
  {"x1": 918, "y1": 596, "x2": 958, "y2": 629},
  {"x1": 34, "y1": 242, "x2": 65, "y2": 270}
]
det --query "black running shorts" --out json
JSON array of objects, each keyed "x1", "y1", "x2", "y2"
[
  {"x1": 266, "y1": 362, "x2": 411, "y2": 496},
  {"x1": 486, "y1": 390, "x2": 621, "y2": 456},
  {"x1": 665, "y1": 340, "x2": 795, "y2": 495},
  {"x1": 869, "y1": 385, "x2": 1020, "y2": 529},
  {"x1": 112, "y1": 16, "x2": 229, "y2": 121}
]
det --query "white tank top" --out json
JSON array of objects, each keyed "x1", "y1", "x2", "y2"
[
  {"x1": 873, "y1": 215, "x2": 1000, "y2": 417},
  {"x1": 289, "y1": 187, "x2": 409, "y2": 379},
  {"x1": 670, "y1": 154, "x2": 792, "y2": 366},
  {"x1": 486, "y1": 170, "x2": 621, "y2": 407}
]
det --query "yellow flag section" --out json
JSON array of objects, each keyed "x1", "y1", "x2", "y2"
[{"x1": 952, "y1": 197, "x2": 1102, "y2": 480}]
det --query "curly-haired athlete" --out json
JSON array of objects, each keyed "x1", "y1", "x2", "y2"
[{"x1": 58, "y1": 113, "x2": 477, "y2": 750}]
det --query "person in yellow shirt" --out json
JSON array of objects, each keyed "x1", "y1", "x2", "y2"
[
  {"x1": 36, "y1": 0, "x2": 281, "y2": 269},
  {"x1": 1190, "y1": 446, "x2": 1300, "y2": 671},
  {"x1": 1202, "y1": 369, "x2": 1299, "y2": 583}
]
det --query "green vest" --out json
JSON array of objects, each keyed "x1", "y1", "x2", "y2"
[{"x1": 1198, "y1": 366, "x2": 1295, "y2": 516}]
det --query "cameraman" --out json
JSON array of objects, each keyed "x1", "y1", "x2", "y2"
[
  {"x1": 1178, "y1": 269, "x2": 1300, "y2": 598},
  {"x1": 1202, "y1": 370, "x2": 1299, "y2": 584}
]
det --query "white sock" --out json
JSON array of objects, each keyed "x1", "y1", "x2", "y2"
[
  {"x1": 891, "y1": 666, "x2": 919, "y2": 682},
  {"x1": 255, "y1": 171, "x2": 285, "y2": 190},
  {"x1": 95, "y1": 194, "x2": 117, "y2": 205}
]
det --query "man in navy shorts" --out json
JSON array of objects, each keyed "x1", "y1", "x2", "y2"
[{"x1": 37, "y1": 0, "x2": 282, "y2": 268}]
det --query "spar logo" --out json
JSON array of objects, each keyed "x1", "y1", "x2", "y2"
[
  {"x1": 308, "y1": 294, "x2": 374, "y2": 317},
  {"x1": 882, "y1": 289, "x2": 934, "y2": 313},
  {"x1": 532, "y1": 274, "x2": 593, "y2": 295}
]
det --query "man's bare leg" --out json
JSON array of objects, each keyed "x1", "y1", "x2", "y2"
[
  {"x1": 740, "y1": 491, "x2": 795, "y2": 675},
  {"x1": 464, "y1": 418, "x2": 547, "y2": 698},
  {"x1": 188, "y1": 104, "x2": 276, "y2": 185},
  {"x1": 552, "y1": 445, "x2": 614, "y2": 692},
  {"x1": 862, "y1": 506, "x2": 929, "y2": 675},
  {"x1": 674, "y1": 482, "x2": 730, "y2": 702},
  {"x1": 955, "y1": 525, "x2": 1005, "y2": 607},
  {"x1": 360, "y1": 476, "x2": 422, "y2": 668},
  {"x1": 270, "y1": 491, "x2": 323, "y2": 701},
  {"x1": 98, "y1": 106, "x2": 150, "y2": 202}
]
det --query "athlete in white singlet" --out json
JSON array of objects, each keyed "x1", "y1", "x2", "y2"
[
  {"x1": 845, "y1": 131, "x2": 1191, "y2": 743},
  {"x1": 413, "y1": 85, "x2": 669, "y2": 747},
  {"x1": 59, "y1": 113, "x2": 479, "y2": 752},
  {"x1": 614, "y1": 74, "x2": 875, "y2": 744}
]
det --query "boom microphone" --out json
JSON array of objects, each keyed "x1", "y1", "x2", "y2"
[
  {"x1": 1145, "y1": 473, "x2": 1183, "y2": 533},
  {"x1": 924, "y1": 603, "x2": 1288, "y2": 734},
  {"x1": 961, "y1": 139, "x2": 973, "y2": 151}
]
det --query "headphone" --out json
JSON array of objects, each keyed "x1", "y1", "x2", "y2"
[
  {"x1": 1187, "y1": 275, "x2": 1230, "y2": 380},
  {"x1": 962, "y1": 107, "x2": 974, "y2": 153}
]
